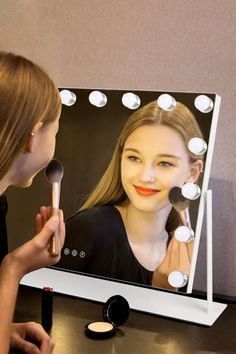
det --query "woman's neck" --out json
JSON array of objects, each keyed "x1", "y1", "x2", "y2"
[
  {"x1": 115, "y1": 201, "x2": 172, "y2": 271},
  {"x1": 116, "y1": 200, "x2": 172, "y2": 244}
]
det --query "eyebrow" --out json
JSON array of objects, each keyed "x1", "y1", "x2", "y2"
[{"x1": 123, "y1": 148, "x2": 182, "y2": 160}]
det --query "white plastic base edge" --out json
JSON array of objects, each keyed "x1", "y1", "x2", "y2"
[{"x1": 21, "y1": 268, "x2": 227, "y2": 326}]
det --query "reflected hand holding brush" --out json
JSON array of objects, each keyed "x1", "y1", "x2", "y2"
[
  {"x1": 168, "y1": 186, "x2": 192, "y2": 230},
  {"x1": 45, "y1": 159, "x2": 64, "y2": 256}
]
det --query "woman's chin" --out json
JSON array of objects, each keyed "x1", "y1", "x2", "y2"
[{"x1": 14, "y1": 178, "x2": 33, "y2": 188}]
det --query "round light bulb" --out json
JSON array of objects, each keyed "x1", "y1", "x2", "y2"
[
  {"x1": 194, "y1": 95, "x2": 213, "y2": 113},
  {"x1": 89, "y1": 91, "x2": 107, "y2": 107},
  {"x1": 174, "y1": 226, "x2": 194, "y2": 242},
  {"x1": 181, "y1": 183, "x2": 201, "y2": 200},
  {"x1": 168, "y1": 271, "x2": 188, "y2": 288},
  {"x1": 122, "y1": 92, "x2": 141, "y2": 110},
  {"x1": 60, "y1": 90, "x2": 77, "y2": 106},
  {"x1": 188, "y1": 137, "x2": 207, "y2": 155},
  {"x1": 157, "y1": 94, "x2": 176, "y2": 111}
]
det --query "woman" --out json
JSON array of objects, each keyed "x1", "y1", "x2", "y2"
[
  {"x1": 58, "y1": 100, "x2": 203, "y2": 290},
  {"x1": 0, "y1": 52, "x2": 65, "y2": 354}
]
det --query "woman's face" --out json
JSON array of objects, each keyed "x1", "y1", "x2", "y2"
[
  {"x1": 121, "y1": 124, "x2": 200, "y2": 213},
  {"x1": 12, "y1": 117, "x2": 60, "y2": 188}
]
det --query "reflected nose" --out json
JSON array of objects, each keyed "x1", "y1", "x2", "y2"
[{"x1": 139, "y1": 164, "x2": 156, "y2": 183}]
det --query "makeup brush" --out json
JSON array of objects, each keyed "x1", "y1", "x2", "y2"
[
  {"x1": 45, "y1": 159, "x2": 64, "y2": 256},
  {"x1": 168, "y1": 186, "x2": 191, "y2": 229}
]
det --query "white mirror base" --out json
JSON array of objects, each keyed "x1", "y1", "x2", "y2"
[{"x1": 21, "y1": 268, "x2": 227, "y2": 326}]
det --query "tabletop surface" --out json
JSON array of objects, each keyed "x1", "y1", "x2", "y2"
[{"x1": 11, "y1": 285, "x2": 236, "y2": 354}]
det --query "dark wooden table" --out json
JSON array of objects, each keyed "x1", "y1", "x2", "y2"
[{"x1": 11, "y1": 285, "x2": 236, "y2": 354}]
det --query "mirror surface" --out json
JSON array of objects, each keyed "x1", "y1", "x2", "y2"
[{"x1": 47, "y1": 88, "x2": 220, "y2": 294}]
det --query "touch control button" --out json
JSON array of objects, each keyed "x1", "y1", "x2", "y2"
[
  {"x1": 79, "y1": 251, "x2": 86, "y2": 258},
  {"x1": 71, "y1": 249, "x2": 78, "y2": 257},
  {"x1": 63, "y1": 248, "x2": 70, "y2": 256}
]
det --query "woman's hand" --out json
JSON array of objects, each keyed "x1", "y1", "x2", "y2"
[
  {"x1": 152, "y1": 237, "x2": 193, "y2": 289},
  {"x1": 3, "y1": 206, "x2": 65, "y2": 281},
  {"x1": 10, "y1": 322, "x2": 55, "y2": 354},
  {"x1": 35, "y1": 206, "x2": 54, "y2": 234}
]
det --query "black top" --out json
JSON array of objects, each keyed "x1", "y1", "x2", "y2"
[
  {"x1": 56, "y1": 205, "x2": 153, "y2": 286},
  {"x1": 0, "y1": 195, "x2": 8, "y2": 263}
]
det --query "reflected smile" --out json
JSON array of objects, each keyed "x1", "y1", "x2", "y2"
[{"x1": 134, "y1": 185, "x2": 160, "y2": 196}]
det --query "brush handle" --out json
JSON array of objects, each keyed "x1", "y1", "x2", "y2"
[
  {"x1": 49, "y1": 182, "x2": 61, "y2": 256},
  {"x1": 179, "y1": 208, "x2": 192, "y2": 229},
  {"x1": 51, "y1": 182, "x2": 60, "y2": 208}
]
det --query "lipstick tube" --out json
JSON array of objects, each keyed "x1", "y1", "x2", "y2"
[{"x1": 41, "y1": 287, "x2": 53, "y2": 331}]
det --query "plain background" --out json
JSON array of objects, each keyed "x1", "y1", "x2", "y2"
[{"x1": 0, "y1": 0, "x2": 235, "y2": 297}]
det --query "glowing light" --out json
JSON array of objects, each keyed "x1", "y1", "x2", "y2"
[
  {"x1": 194, "y1": 95, "x2": 213, "y2": 113},
  {"x1": 157, "y1": 94, "x2": 176, "y2": 111},
  {"x1": 188, "y1": 137, "x2": 207, "y2": 155},
  {"x1": 89, "y1": 91, "x2": 107, "y2": 107},
  {"x1": 122, "y1": 92, "x2": 141, "y2": 109},
  {"x1": 60, "y1": 90, "x2": 77, "y2": 106},
  {"x1": 181, "y1": 183, "x2": 201, "y2": 200},
  {"x1": 168, "y1": 271, "x2": 188, "y2": 288},
  {"x1": 174, "y1": 225, "x2": 194, "y2": 242}
]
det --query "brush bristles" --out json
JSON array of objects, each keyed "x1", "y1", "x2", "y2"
[
  {"x1": 168, "y1": 186, "x2": 185, "y2": 204},
  {"x1": 45, "y1": 159, "x2": 64, "y2": 183},
  {"x1": 168, "y1": 186, "x2": 189, "y2": 212}
]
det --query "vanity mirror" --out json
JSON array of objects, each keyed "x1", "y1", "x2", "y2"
[{"x1": 19, "y1": 88, "x2": 226, "y2": 325}]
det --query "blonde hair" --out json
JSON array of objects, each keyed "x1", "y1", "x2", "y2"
[
  {"x1": 0, "y1": 52, "x2": 61, "y2": 180},
  {"x1": 81, "y1": 100, "x2": 204, "y2": 227}
]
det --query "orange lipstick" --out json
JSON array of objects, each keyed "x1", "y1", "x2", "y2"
[{"x1": 134, "y1": 185, "x2": 159, "y2": 196}]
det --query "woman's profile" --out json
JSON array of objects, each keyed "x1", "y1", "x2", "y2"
[
  {"x1": 0, "y1": 52, "x2": 65, "y2": 354},
  {"x1": 58, "y1": 100, "x2": 203, "y2": 290}
]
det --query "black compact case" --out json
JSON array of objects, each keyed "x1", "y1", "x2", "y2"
[{"x1": 85, "y1": 295, "x2": 130, "y2": 339}]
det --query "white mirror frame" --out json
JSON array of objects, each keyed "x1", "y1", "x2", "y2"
[
  {"x1": 187, "y1": 94, "x2": 220, "y2": 292},
  {"x1": 21, "y1": 92, "x2": 222, "y2": 324}
]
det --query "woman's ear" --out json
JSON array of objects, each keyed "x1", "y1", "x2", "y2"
[
  {"x1": 187, "y1": 159, "x2": 204, "y2": 183},
  {"x1": 25, "y1": 121, "x2": 43, "y2": 153}
]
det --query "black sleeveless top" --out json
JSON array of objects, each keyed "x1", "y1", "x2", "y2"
[{"x1": 56, "y1": 205, "x2": 153, "y2": 286}]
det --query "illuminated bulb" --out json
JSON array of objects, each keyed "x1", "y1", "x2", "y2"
[
  {"x1": 157, "y1": 94, "x2": 176, "y2": 111},
  {"x1": 168, "y1": 271, "x2": 188, "y2": 288},
  {"x1": 174, "y1": 225, "x2": 194, "y2": 242},
  {"x1": 89, "y1": 91, "x2": 107, "y2": 107},
  {"x1": 122, "y1": 92, "x2": 141, "y2": 109},
  {"x1": 188, "y1": 137, "x2": 207, "y2": 155},
  {"x1": 60, "y1": 90, "x2": 77, "y2": 106},
  {"x1": 181, "y1": 183, "x2": 201, "y2": 200},
  {"x1": 194, "y1": 95, "x2": 213, "y2": 113}
]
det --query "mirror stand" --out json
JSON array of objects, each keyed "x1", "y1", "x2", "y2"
[
  {"x1": 160, "y1": 188, "x2": 227, "y2": 326},
  {"x1": 20, "y1": 190, "x2": 227, "y2": 326}
]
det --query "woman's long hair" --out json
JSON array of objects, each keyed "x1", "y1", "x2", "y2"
[
  {"x1": 0, "y1": 52, "x2": 61, "y2": 180},
  {"x1": 80, "y1": 100, "x2": 204, "y2": 232}
]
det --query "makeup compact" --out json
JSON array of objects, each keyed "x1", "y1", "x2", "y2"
[{"x1": 85, "y1": 295, "x2": 130, "y2": 339}]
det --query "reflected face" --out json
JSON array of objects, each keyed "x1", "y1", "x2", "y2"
[
  {"x1": 121, "y1": 124, "x2": 194, "y2": 213},
  {"x1": 13, "y1": 118, "x2": 60, "y2": 188}
]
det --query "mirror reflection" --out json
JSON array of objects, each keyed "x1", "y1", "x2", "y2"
[{"x1": 52, "y1": 89, "x2": 215, "y2": 293}]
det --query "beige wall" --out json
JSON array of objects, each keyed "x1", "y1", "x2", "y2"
[{"x1": 1, "y1": 0, "x2": 236, "y2": 296}]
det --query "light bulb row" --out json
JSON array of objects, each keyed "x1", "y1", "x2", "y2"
[
  {"x1": 157, "y1": 93, "x2": 214, "y2": 113},
  {"x1": 59, "y1": 90, "x2": 214, "y2": 114},
  {"x1": 60, "y1": 90, "x2": 209, "y2": 156}
]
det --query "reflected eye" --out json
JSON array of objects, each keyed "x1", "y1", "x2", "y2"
[
  {"x1": 158, "y1": 161, "x2": 173, "y2": 167},
  {"x1": 128, "y1": 155, "x2": 141, "y2": 163}
]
